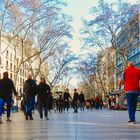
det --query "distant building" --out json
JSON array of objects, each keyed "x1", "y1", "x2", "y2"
[
  {"x1": 0, "y1": 35, "x2": 29, "y2": 94},
  {"x1": 96, "y1": 47, "x2": 115, "y2": 97},
  {"x1": 0, "y1": 34, "x2": 49, "y2": 95},
  {"x1": 116, "y1": 12, "x2": 140, "y2": 89}
]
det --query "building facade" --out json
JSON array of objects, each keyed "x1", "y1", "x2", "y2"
[
  {"x1": 116, "y1": 12, "x2": 140, "y2": 88},
  {"x1": 0, "y1": 35, "x2": 29, "y2": 94},
  {"x1": 0, "y1": 35, "x2": 49, "y2": 95},
  {"x1": 97, "y1": 47, "x2": 115, "y2": 97}
]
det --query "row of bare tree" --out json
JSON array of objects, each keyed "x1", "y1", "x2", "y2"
[
  {"x1": 0, "y1": 0, "x2": 75, "y2": 90},
  {"x1": 78, "y1": 0, "x2": 140, "y2": 98}
]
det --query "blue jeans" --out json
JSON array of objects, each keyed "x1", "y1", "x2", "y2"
[
  {"x1": 126, "y1": 93, "x2": 138, "y2": 122},
  {"x1": 0, "y1": 98, "x2": 12, "y2": 118},
  {"x1": 26, "y1": 96, "x2": 35, "y2": 118}
]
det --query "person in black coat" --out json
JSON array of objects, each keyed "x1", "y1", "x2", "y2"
[
  {"x1": 23, "y1": 74, "x2": 37, "y2": 120},
  {"x1": 58, "y1": 95, "x2": 63, "y2": 113},
  {"x1": 37, "y1": 77, "x2": 50, "y2": 120},
  {"x1": 79, "y1": 91, "x2": 85, "y2": 112},
  {"x1": 48, "y1": 92, "x2": 54, "y2": 112},
  {"x1": 0, "y1": 72, "x2": 17, "y2": 123},
  {"x1": 72, "y1": 89, "x2": 79, "y2": 113},
  {"x1": 63, "y1": 88, "x2": 71, "y2": 112}
]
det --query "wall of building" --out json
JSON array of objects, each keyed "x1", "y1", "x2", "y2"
[
  {"x1": 0, "y1": 35, "x2": 49, "y2": 96},
  {"x1": 116, "y1": 12, "x2": 140, "y2": 89}
]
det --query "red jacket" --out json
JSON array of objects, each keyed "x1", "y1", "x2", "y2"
[
  {"x1": 124, "y1": 65, "x2": 140, "y2": 92},
  {"x1": 95, "y1": 97, "x2": 99, "y2": 103}
]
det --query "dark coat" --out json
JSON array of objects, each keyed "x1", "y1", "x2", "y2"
[
  {"x1": 79, "y1": 93, "x2": 85, "y2": 103},
  {"x1": 63, "y1": 92, "x2": 71, "y2": 101},
  {"x1": 0, "y1": 78, "x2": 17, "y2": 99},
  {"x1": 23, "y1": 79, "x2": 37, "y2": 98},
  {"x1": 48, "y1": 95, "x2": 54, "y2": 110},
  {"x1": 37, "y1": 83, "x2": 50, "y2": 104},
  {"x1": 73, "y1": 92, "x2": 79, "y2": 102}
]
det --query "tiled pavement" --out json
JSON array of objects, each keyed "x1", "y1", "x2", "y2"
[{"x1": 0, "y1": 109, "x2": 140, "y2": 140}]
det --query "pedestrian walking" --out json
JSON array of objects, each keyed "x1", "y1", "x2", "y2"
[
  {"x1": 95, "y1": 95, "x2": 100, "y2": 110},
  {"x1": 37, "y1": 78, "x2": 50, "y2": 120},
  {"x1": 58, "y1": 95, "x2": 63, "y2": 113},
  {"x1": 63, "y1": 88, "x2": 71, "y2": 112},
  {"x1": 99, "y1": 97, "x2": 103, "y2": 110},
  {"x1": 23, "y1": 74, "x2": 37, "y2": 120},
  {"x1": 119, "y1": 62, "x2": 140, "y2": 124},
  {"x1": 0, "y1": 72, "x2": 17, "y2": 124},
  {"x1": 90, "y1": 98, "x2": 95, "y2": 110},
  {"x1": 79, "y1": 91, "x2": 85, "y2": 112},
  {"x1": 107, "y1": 97, "x2": 112, "y2": 110},
  {"x1": 72, "y1": 89, "x2": 79, "y2": 113},
  {"x1": 48, "y1": 92, "x2": 54, "y2": 112}
]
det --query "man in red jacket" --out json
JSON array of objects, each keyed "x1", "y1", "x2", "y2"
[{"x1": 119, "y1": 62, "x2": 140, "y2": 124}]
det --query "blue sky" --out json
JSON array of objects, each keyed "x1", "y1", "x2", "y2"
[
  {"x1": 61, "y1": 0, "x2": 138, "y2": 89},
  {"x1": 63, "y1": 0, "x2": 95, "y2": 55},
  {"x1": 62, "y1": 0, "x2": 138, "y2": 55}
]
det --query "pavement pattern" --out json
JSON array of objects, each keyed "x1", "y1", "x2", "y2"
[{"x1": 0, "y1": 109, "x2": 140, "y2": 140}]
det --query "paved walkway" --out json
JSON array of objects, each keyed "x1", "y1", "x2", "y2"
[{"x1": 0, "y1": 109, "x2": 140, "y2": 140}]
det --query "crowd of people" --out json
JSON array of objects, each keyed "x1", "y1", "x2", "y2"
[
  {"x1": 0, "y1": 71, "x2": 106, "y2": 124},
  {"x1": 50, "y1": 90, "x2": 105, "y2": 113},
  {"x1": 0, "y1": 61, "x2": 140, "y2": 125},
  {"x1": 106, "y1": 95, "x2": 127, "y2": 110},
  {"x1": 54, "y1": 89, "x2": 85, "y2": 113}
]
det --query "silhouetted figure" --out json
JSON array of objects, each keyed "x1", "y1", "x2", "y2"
[
  {"x1": 37, "y1": 78, "x2": 50, "y2": 120},
  {"x1": 48, "y1": 92, "x2": 54, "y2": 112},
  {"x1": 58, "y1": 95, "x2": 63, "y2": 113},
  {"x1": 79, "y1": 91, "x2": 85, "y2": 112},
  {"x1": 23, "y1": 74, "x2": 37, "y2": 120},
  {"x1": 72, "y1": 89, "x2": 79, "y2": 113},
  {"x1": 0, "y1": 72, "x2": 17, "y2": 124},
  {"x1": 63, "y1": 88, "x2": 71, "y2": 112}
]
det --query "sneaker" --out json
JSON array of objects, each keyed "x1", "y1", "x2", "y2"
[
  {"x1": 45, "y1": 117, "x2": 49, "y2": 120},
  {"x1": 29, "y1": 117, "x2": 33, "y2": 120},
  {"x1": 25, "y1": 115, "x2": 28, "y2": 120},
  {"x1": 128, "y1": 120, "x2": 131, "y2": 123},
  {"x1": 131, "y1": 121, "x2": 136, "y2": 124},
  {"x1": 6, "y1": 118, "x2": 12, "y2": 122},
  {"x1": 0, "y1": 118, "x2": 2, "y2": 124}
]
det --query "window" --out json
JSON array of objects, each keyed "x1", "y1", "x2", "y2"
[
  {"x1": 133, "y1": 59, "x2": 137, "y2": 64},
  {"x1": 10, "y1": 63, "x2": 12, "y2": 71},
  {"x1": 6, "y1": 50, "x2": 9, "y2": 59},
  {"x1": 23, "y1": 70, "x2": 25, "y2": 77},
  {"x1": 6, "y1": 61, "x2": 8, "y2": 70},
  {"x1": 25, "y1": 71, "x2": 27, "y2": 77},
  {"x1": 10, "y1": 53, "x2": 12, "y2": 61},
  {"x1": 132, "y1": 38, "x2": 139, "y2": 46},
  {"x1": 134, "y1": 49, "x2": 136, "y2": 55},
  {"x1": 116, "y1": 58, "x2": 121, "y2": 66},
  {"x1": 14, "y1": 65, "x2": 16, "y2": 72},
  {"x1": 137, "y1": 56, "x2": 140, "y2": 63},
  {"x1": 136, "y1": 47, "x2": 139, "y2": 53},
  {"x1": 10, "y1": 73, "x2": 12, "y2": 79},
  {"x1": 20, "y1": 78, "x2": 22, "y2": 85},
  {"x1": 17, "y1": 58, "x2": 19, "y2": 65}
]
